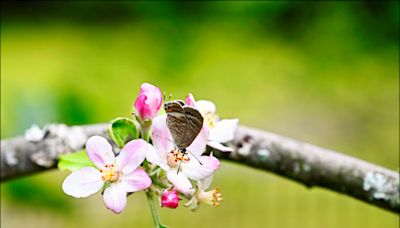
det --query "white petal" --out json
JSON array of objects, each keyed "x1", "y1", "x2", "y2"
[
  {"x1": 181, "y1": 155, "x2": 220, "y2": 181},
  {"x1": 186, "y1": 127, "x2": 208, "y2": 157},
  {"x1": 152, "y1": 115, "x2": 174, "y2": 154},
  {"x1": 86, "y1": 136, "x2": 115, "y2": 169},
  {"x1": 198, "y1": 174, "x2": 214, "y2": 190},
  {"x1": 120, "y1": 168, "x2": 152, "y2": 192},
  {"x1": 62, "y1": 167, "x2": 103, "y2": 198},
  {"x1": 145, "y1": 146, "x2": 170, "y2": 171},
  {"x1": 103, "y1": 184, "x2": 127, "y2": 214},
  {"x1": 116, "y1": 139, "x2": 148, "y2": 174},
  {"x1": 196, "y1": 100, "x2": 216, "y2": 116},
  {"x1": 207, "y1": 141, "x2": 233, "y2": 152},
  {"x1": 166, "y1": 170, "x2": 193, "y2": 194},
  {"x1": 208, "y1": 119, "x2": 238, "y2": 143}
]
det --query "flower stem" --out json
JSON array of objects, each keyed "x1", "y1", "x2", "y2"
[
  {"x1": 146, "y1": 190, "x2": 163, "y2": 228},
  {"x1": 141, "y1": 119, "x2": 152, "y2": 142}
]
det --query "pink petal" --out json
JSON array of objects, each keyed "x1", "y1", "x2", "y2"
[
  {"x1": 166, "y1": 170, "x2": 193, "y2": 194},
  {"x1": 196, "y1": 100, "x2": 216, "y2": 115},
  {"x1": 86, "y1": 136, "x2": 115, "y2": 170},
  {"x1": 208, "y1": 119, "x2": 238, "y2": 143},
  {"x1": 152, "y1": 115, "x2": 174, "y2": 155},
  {"x1": 207, "y1": 141, "x2": 233, "y2": 152},
  {"x1": 62, "y1": 167, "x2": 103, "y2": 198},
  {"x1": 181, "y1": 155, "x2": 220, "y2": 181},
  {"x1": 134, "y1": 95, "x2": 149, "y2": 119},
  {"x1": 186, "y1": 127, "x2": 208, "y2": 157},
  {"x1": 120, "y1": 168, "x2": 152, "y2": 192},
  {"x1": 116, "y1": 139, "x2": 149, "y2": 174},
  {"x1": 161, "y1": 189, "x2": 180, "y2": 209},
  {"x1": 185, "y1": 93, "x2": 196, "y2": 107},
  {"x1": 134, "y1": 83, "x2": 162, "y2": 120},
  {"x1": 103, "y1": 183, "x2": 127, "y2": 214}
]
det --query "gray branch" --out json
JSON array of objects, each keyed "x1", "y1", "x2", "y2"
[{"x1": 1, "y1": 123, "x2": 399, "y2": 213}]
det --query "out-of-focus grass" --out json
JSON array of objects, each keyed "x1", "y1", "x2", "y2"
[{"x1": 1, "y1": 2, "x2": 399, "y2": 228}]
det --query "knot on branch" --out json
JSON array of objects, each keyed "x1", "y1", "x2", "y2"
[
  {"x1": 24, "y1": 124, "x2": 87, "y2": 167},
  {"x1": 363, "y1": 171, "x2": 400, "y2": 208}
]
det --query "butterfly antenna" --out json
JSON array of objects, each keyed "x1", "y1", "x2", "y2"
[{"x1": 187, "y1": 150, "x2": 203, "y2": 165}]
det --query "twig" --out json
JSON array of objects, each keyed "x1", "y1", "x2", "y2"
[{"x1": 1, "y1": 123, "x2": 398, "y2": 213}]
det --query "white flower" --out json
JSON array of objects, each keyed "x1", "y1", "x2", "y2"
[
  {"x1": 196, "y1": 175, "x2": 223, "y2": 206},
  {"x1": 186, "y1": 94, "x2": 238, "y2": 152},
  {"x1": 147, "y1": 115, "x2": 220, "y2": 194},
  {"x1": 62, "y1": 136, "x2": 153, "y2": 214}
]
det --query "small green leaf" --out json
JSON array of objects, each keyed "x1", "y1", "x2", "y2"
[
  {"x1": 108, "y1": 117, "x2": 139, "y2": 148},
  {"x1": 58, "y1": 150, "x2": 94, "y2": 172}
]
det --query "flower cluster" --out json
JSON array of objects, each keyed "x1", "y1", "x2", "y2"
[{"x1": 60, "y1": 83, "x2": 238, "y2": 222}]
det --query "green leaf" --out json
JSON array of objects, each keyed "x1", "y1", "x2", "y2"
[
  {"x1": 58, "y1": 150, "x2": 94, "y2": 172},
  {"x1": 108, "y1": 117, "x2": 139, "y2": 148}
]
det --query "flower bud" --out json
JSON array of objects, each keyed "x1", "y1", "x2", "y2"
[
  {"x1": 161, "y1": 189, "x2": 180, "y2": 209},
  {"x1": 185, "y1": 93, "x2": 196, "y2": 107},
  {"x1": 134, "y1": 83, "x2": 162, "y2": 121}
]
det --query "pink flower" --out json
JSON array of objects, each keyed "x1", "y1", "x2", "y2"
[
  {"x1": 146, "y1": 115, "x2": 220, "y2": 194},
  {"x1": 62, "y1": 136, "x2": 153, "y2": 214},
  {"x1": 186, "y1": 94, "x2": 238, "y2": 152},
  {"x1": 161, "y1": 189, "x2": 180, "y2": 209},
  {"x1": 134, "y1": 83, "x2": 162, "y2": 121}
]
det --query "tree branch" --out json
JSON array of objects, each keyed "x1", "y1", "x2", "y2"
[{"x1": 1, "y1": 123, "x2": 398, "y2": 213}]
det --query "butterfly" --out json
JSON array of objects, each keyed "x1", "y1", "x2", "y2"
[{"x1": 164, "y1": 100, "x2": 204, "y2": 171}]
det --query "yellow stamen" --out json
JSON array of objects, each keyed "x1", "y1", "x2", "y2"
[
  {"x1": 204, "y1": 112, "x2": 217, "y2": 129},
  {"x1": 197, "y1": 187, "x2": 223, "y2": 207},
  {"x1": 101, "y1": 164, "x2": 120, "y2": 182},
  {"x1": 167, "y1": 149, "x2": 190, "y2": 168}
]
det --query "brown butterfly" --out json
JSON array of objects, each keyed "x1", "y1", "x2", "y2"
[{"x1": 164, "y1": 100, "x2": 204, "y2": 171}]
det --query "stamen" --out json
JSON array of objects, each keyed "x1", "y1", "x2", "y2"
[
  {"x1": 167, "y1": 149, "x2": 191, "y2": 168},
  {"x1": 204, "y1": 112, "x2": 217, "y2": 129},
  {"x1": 100, "y1": 164, "x2": 120, "y2": 182},
  {"x1": 197, "y1": 187, "x2": 223, "y2": 207}
]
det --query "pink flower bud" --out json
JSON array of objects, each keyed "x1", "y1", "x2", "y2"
[
  {"x1": 134, "y1": 83, "x2": 162, "y2": 121},
  {"x1": 185, "y1": 93, "x2": 196, "y2": 107},
  {"x1": 161, "y1": 189, "x2": 180, "y2": 209}
]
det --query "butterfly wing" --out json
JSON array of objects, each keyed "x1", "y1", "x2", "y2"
[
  {"x1": 181, "y1": 106, "x2": 203, "y2": 148},
  {"x1": 165, "y1": 101, "x2": 188, "y2": 150},
  {"x1": 165, "y1": 101, "x2": 204, "y2": 150}
]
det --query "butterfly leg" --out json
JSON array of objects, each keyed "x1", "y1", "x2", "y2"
[
  {"x1": 182, "y1": 148, "x2": 203, "y2": 165},
  {"x1": 176, "y1": 159, "x2": 183, "y2": 174}
]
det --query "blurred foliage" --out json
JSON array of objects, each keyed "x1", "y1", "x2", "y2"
[
  {"x1": 1, "y1": 1, "x2": 399, "y2": 228},
  {"x1": 1, "y1": 172, "x2": 72, "y2": 213}
]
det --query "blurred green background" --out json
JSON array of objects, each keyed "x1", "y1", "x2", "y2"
[{"x1": 1, "y1": 1, "x2": 399, "y2": 228}]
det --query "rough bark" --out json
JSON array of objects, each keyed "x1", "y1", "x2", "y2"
[{"x1": 1, "y1": 123, "x2": 399, "y2": 213}]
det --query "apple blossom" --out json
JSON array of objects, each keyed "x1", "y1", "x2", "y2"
[
  {"x1": 134, "y1": 83, "x2": 163, "y2": 121},
  {"x1": 196, "y1": 175, "x2": 223, "y2": 206},
  {"x1": 58, "y1": 84, "x2": 238, "y2": 227},
  {"x1": 161, "y1": 189, "x2": 180, "y2": 209},
  {"x1": 186, "y1": 94, "x2": 238, "y2": 152},
  {"x1": 147, "y1": 115, "x2": 220, "y2": 194},
  {"x1": 62, "y1": 136, "x2": 153, "y2": 214}
]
